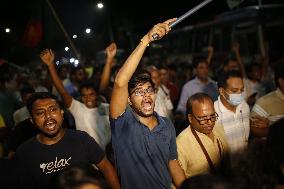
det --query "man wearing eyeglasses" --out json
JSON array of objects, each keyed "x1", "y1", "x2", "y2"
[
  {"x1": 110, "y1": 18, "x2": 186, "y2": 189},
  {"x1": 177, "y1": 93, "x2": 228, "y2": 178}
]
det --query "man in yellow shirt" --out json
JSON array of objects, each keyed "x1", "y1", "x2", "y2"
[{"x1": 177, "y1": 93, "x2": 229, "y2": 178}]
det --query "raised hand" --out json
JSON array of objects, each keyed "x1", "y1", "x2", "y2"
[
  {"x1": 40, "y1": 49, "x2": 55, "y2": 66},
  {"x1": 106, "y1": 42, "x2": 117, "y2": 60},
  {"x1": 141, "y1": 18, "x2": 177, "y2": 45},
  {"x1": 231, "y1": 41, "x2": 240, "y2": 54},
  {"x1": 251, "y1": 116, "x2": 269, "y2": 128},
  {"x1": 207, "y1": 46, "x2": 214, "y2": 54}
]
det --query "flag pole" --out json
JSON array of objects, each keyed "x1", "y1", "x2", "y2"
[{"x1": 45, "y1": 0, "x2": 81, "y2": 61}]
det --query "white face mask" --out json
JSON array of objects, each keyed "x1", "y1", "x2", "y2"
[{"x1": 224, "y1": 90, "x2": 244, "y2": 106}]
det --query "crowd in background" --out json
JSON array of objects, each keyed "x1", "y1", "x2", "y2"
[{"x1": 0, "y1": 19, "x2": 284, "y2": 189}]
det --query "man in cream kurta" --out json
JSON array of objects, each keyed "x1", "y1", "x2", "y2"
[
  {"x1": 177, "y1": 93, "x2": 228, "y2": 178},
  {"x1": 177, "y1": 124, "x2": 228, "y2": 178}
]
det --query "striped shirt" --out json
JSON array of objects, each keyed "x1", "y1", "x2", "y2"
[
  {"x1": 251, "y1": 88, "x2": 284, "y2": 125},
  {"x1": 214, "y1": 97, "x2": 250, "y2": 156}
]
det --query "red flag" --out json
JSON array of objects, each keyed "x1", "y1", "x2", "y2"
[{"x1": 21, "y1": 20, "x2": 43, "y2": 47}]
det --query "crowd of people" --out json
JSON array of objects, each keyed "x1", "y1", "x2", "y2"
[{"x1": 0, "y1": 18, "x2": 284, "y2": 189}]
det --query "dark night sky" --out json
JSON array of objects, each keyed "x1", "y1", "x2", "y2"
[
  {"x1": 1, "y1": 0, "x2": 283, "y2": 37},
  {"x1": 0, "y1": 0, "x2": 283, "y2": 64}
]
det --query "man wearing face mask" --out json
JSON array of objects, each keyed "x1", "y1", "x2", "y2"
[{"x1": 214, "y1": 70, "x2": 250, "y2": 162}]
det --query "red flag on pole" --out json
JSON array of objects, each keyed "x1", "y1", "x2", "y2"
[{"x1": 21, "y1": 20, "x2": 43, "y2": 47}]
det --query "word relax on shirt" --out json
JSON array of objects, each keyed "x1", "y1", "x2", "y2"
[{"x1": 40, "y1": 156, "x2": 72, "y2": 174}]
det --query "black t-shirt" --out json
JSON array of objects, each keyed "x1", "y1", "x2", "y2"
[
  {"x1": 8, "y1": 118, "x2": 39, "y2": 152},
  {"x1": 14, "y1": 129, "x2": 105, "y2": 189}
]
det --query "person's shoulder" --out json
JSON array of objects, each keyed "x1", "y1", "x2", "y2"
[
  {"x1": 255, "y1": 90, "x2": 277, "y2": 106},
  {"x1": 177, "y1": 127, "x2": 190, "y2": 140},
  {"x1": 184, "y1": 78, "x2": 196, "y2": 86},
  {"x1": 16, "y1": 136, "x2": 37, "y2": 153},
  {"x1": 213, "y1": 124, "x2": 225, "y2": 136},
  {"x1": 241, "y1": 101, "x2": 250, "y2": 110},
  {"x1": 260, "y1": 90, "x2": 277, "y2": 100}
]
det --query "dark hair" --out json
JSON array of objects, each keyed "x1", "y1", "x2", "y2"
[
  {"x1": 274, "y1": 64, "x2": 284, "y2": 87},
  {"x1": 79, "y1": 81, "x2": 97, "y2": 94},
  {"x1": 128, "y1": 69, "x2": 155, "y2": 94},
  {"x1": 246, "y1": 63, "x2": 261, "y2": 74},
  {"x1": 186, "y1": 93, "x2": 213, "y2": 115},
  {"x1": 223, "y1": 58, "x2": 238, "y2": 67},
  {"x1": 26, "y1": 92, "x2": 62, "y2": 115},
  {"x1": 51, "y1": 164, "x2": 110, "y2": 189},
  {"x1": 20, "y1": 85, "x2": 35, "y2": 98},
  {"x1": 192, "y1": 57, "x2": 208, "y2": 69},
  {"x1": 217, "y1": 70, "x2": 243, "y2": 89}
]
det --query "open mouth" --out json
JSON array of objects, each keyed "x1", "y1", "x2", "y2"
[
  {"x1": 44, "y1": 120, "x2": 56, "y2": 130},
  {"x1": 142, "y1": 99, "x2": 153, "y2": 111},
  {"x1": 86, "y1": 101, "x2": 94, "y2": 107}
]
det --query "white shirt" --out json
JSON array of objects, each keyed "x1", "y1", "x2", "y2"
[
  {"x1": 214, "y1": 97, "x2": 250, "y2": 156},
  {"x1": 177, "y1": 77, "x2": 217, "y2": 114},
  {"x1": 69, "y1": 99, "x2": 111, "y2": 150},
  {"x1": 13, "y1": 106, "x2": 30, "y2": 125},
  {"x1": 154, "y1": 85, "x2": 173, "y2": 120}
]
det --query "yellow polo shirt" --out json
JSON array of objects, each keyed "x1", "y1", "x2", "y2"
[{"x1": 177, "y1": 124, "x2": 229, "y2": 178}]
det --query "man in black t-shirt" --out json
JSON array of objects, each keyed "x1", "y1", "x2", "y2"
[{"x1": 13, "y1": 92, "x2": 120, "y2": 189}]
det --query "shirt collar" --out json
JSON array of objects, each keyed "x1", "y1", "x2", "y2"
[
  {"x1": 130, "y1": 108, "x2": 164, "y2": 132},
  {"x1": 276, "y1": 88, "x2": 284, "y2": 100}
]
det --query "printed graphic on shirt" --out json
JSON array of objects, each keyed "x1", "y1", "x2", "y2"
[{"x1": 39, "y1": 156, "x2": 72, "y2": 174}]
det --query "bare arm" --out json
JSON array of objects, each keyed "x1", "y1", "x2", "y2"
[
  {"x1": 232, "y1": 41, "x2": 246, "y2": 77},
  {"x1": 110, "y1": 18, "x2": 176, "y2": 118},
  {"x1": 261, "y1": 41, "x2": 269, "y2": 79},
  {"x1": 99, "y1": 42, "x2": 117, "y2": 94},
  {"x1": 206, "y1": 46, "x2": 214, "y2": 65},
  {"x1": 40, "y1": 49, "x2": 73, "y2": 108},
  {"x1": 169, "y1": 159, "x2": 186, "y2": 188},
  {"x1": 96, "y1": 156, "x2": 121, "y2": 189}
]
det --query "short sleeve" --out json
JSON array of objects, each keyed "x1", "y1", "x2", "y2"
[
  {"x1": 109, "y1": 108, "x2": 132, "y2": 138},
  {"x1": 80, "y1": 131, "x2": 105, "y2": 164},
  {"x1": 69, "y1": 99, "x2": 83, "y2": 115},
  {"x1": 166, "y1": 119, "x2": 178, "y2": 160}
]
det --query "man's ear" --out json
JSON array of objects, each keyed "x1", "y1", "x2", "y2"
[
  {"x1": 61, "y1": 110, "x2": 64, "y2": 116},
  {"x1": 219, "y1": 87, "x2": 224, "y2": 95},
  {"x1": 188, "y1": 114, "x2": 192, "y2": 124},
  {"x1": 128, "y1": 97, "x2": 132, "y2": 106}
]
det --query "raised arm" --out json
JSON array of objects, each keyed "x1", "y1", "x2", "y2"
[
  {"x1": 99, "y1": 42, "x2": 117, "y2": 94},
  {"x1": 206, "y1": 45, "x2": 214, "y2": 65},
  {"x1": 232, "y1": 41, "x2": 246, "y2": 77},
  {"x1": 110, "y1": 18, "x2": 176, "y2": 118},
  {"x1": 261, "y1": 41, "x2": 269, "y2": 79},
  {"x1": 40, "y1": 49, "x2": 73, "y2": 108}
]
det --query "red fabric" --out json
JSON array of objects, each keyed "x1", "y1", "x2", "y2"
[
  {"x1": 21, "y1": 21, "x2": 43, "y2": 47},
  {"x1": 165, "y1": 81, "x2": 180, "y2": 102}
]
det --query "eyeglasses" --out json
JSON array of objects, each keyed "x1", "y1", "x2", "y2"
[
  {"x1": 191, "y1": 112, "x2": 219, "y2": 125},
  {"x1": 131, "y1": 87, "x2": 155, "y2": 97}
]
